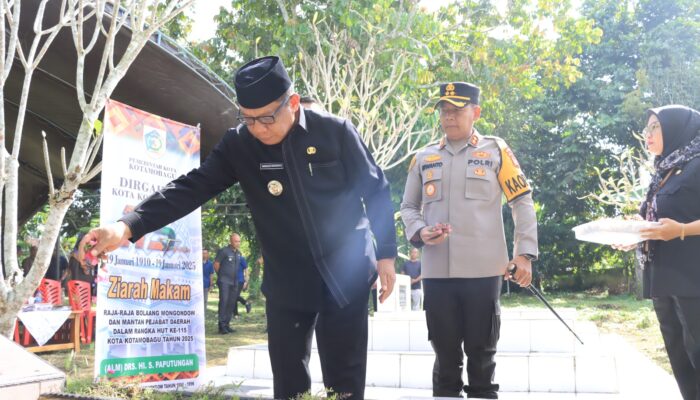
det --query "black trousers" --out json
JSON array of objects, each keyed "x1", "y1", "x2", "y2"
[
  {"x1": 233, "y1": 284, "x2": 248, "y2": 316},
  {"x1": 423, "y1": 277, "x2": 502, "y2": 399},
  {"x1": 654, "y1": 296, "x2": 700, "y2": 400},
  {"x1": 217, "y1": 281, "x2": 237, "y2": 327},
  {"x1": 266, "y1": 287, "x2": 369, "y2": 400}
]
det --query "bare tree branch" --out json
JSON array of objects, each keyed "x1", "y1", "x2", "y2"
[
  {"x1": 42, "y1": 131, "x2": 55, "y2": 198},
  {"x1": 298, "y1": 21, "x2": 438, "y2": 170},
  {"x1": 1, "y1": 0, "x2": 194, "y2": 338}
]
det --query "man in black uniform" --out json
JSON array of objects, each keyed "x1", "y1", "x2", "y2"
[
  {"x1": 214, "y1": 233, "x2": 244, "y2": 334},
  {"x1": 81, "y1": 55, "x2": 397, "y2": 400}
]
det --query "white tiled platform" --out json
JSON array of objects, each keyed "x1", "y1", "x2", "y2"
[
  {"x1": 211, "y1": 308, "x2": 682, "y2": 399},
  {"x1": 226, "y1": 345, "x2": 617, "y2": 392}
]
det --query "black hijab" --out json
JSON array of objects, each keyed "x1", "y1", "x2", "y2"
[{"x1": 648, "y1": 104, "x2": 700, "y2": 160}]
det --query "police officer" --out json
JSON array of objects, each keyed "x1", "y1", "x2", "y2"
[
  {"x1": 82, "y1": 56, "x2": 397, "y2": 400},
  {"x1": 401, "y1": 82, "x2": 538, "y2": 399},
  {"x1": 214, "y1": 233, "x2": 245, "y2": 334}
]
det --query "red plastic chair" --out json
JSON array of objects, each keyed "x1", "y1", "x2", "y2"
[
  {"x1": 67, "y1": 280, "x2": 96, "y2": 344},
  {"x1": 38, "y1": 278, "x2": 62, "y2": 305},
  {"x1": 19, "y1": 279, "x2": 63, "y2": 346},
  {"x1": 13, "y1": 320, "x2": 21, "y2": 343}
]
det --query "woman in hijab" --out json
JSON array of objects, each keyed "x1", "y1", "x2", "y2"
[{"x1": 617, "y1": 105, "x2": 700, "y2": 400}]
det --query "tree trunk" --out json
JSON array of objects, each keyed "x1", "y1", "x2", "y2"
[{"x1": 0, "y1": 195, "x2": 73, "y2": 338}]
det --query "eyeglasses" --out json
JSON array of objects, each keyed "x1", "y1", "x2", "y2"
[
  {"x1": 642, "y1": 122, "x2": 660, "y2": 136},
  {"x1": 438, "y1": 104, "x2": 471, "y2": 117},
  {"x1": 237, "y1": 96, "x2": 290, "y2": 126}
]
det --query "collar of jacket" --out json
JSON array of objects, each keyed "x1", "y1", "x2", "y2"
[
  {"x1": 438, "y1": 130, "x2": 481, "y2": 149},
  {"x1": 296, "y1": 105, "x2": 309, "y2": 133}
]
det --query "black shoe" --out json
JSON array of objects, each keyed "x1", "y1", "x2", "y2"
[
  {"x1": 464, "y1": 384, "x2": 499, "y2": 399},
  {"x1": 218, "y1": 328, "x2": 229, "y2": 335},
  {"x1": 245, "y1": 301, "x2": 252, "y2": 314},
  {"x1": 225, "y1": 325, "x2": 236, "y2": 333}
]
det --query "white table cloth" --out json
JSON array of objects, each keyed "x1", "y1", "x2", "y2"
[{"x1": 17, "y1": 307, "x2": 72, "y2": 346}]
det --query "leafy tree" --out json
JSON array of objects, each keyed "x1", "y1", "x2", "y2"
[
  {"x1": 520, "y1": 0, "x2": 700, "y2": 294},
  {"x1": 187, "y1": 0, "x2": 602, "y2": 289}
]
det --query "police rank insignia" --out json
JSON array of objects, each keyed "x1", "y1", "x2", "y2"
[
  {"x1": 267, "y1": 180, "x2": 283, "y2": 196},
  {"x1": 425, "y1": 182, "x2": 437, "y2": 197},
  {"x1": 307, "y1": 146, "x2": 317, "y2": 155},
  {"x1": 469, "y1": 134, "x2": 479, "y2": 146},
  {"x1": 504, "y1": 147, "x2": 520, "y2": 168}
]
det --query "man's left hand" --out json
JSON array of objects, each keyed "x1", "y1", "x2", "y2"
[
  {"x1": 504, "y1": 255, "x2": 532, "y2": 287},
  {"x1": 377, "y1": 258, "x2": 396, "y2": 303}
]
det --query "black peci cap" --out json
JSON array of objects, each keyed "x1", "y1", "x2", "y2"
[
  {"x1": 234, "y1": 56, "x2": 292, "y2": 109},
  {"x1": 435, "y1": 82, "x2": 480, "y2": 108}
]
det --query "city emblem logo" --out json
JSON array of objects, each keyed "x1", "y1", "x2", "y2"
[{"x1": 143, "y1": 125, "x2": 166, "y2": 158}]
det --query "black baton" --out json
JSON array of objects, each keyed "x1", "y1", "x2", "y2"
[{"x1": 508, "y1": 264, "x2": 584, "y2": 345}]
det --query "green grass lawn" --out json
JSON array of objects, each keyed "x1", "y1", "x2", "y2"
[{"x1": 38, "y1": 289, "x2": 669, "y2": 397}]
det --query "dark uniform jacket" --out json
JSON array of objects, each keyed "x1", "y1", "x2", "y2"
[
  {"x1": 121, "y1": 108, "x2": 397, "y2": 310},
  {"x1": 641, "y1": 157, "x2": 700, "y2": 298}
]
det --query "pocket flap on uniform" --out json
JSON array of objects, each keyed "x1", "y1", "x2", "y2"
[
  {"x1": 422, "y1": 167, "x2": 442, "y2": 182},
  {"x1": 466, "y1": 167, "x2": 489, "y2": 180}
]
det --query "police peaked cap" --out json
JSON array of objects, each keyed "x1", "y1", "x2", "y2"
[
  {"x1": 436, "y1": 82, "x2": 480, "y2": 108},
  {"x1": 234, "y1": 55, "x2": 292, "y2": 109}
]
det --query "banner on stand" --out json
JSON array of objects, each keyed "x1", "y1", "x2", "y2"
[{"x1": 95, "y1": 100, "x2": 204, "y2": 390}]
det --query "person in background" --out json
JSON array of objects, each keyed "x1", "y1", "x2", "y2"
[
  {"x1": 46, "y1": 243, "x2": 69, "y2": 284},
  {"x1": 202, "y1": 249, "x2": 214, "y2": 315},
  {"x1": 300, "y1": 96, "x2": 324, "y2": 112},
  {"x1": 613, "y1": 105, "x2": 700, "y2": 400},
  {"x1": 233, "y1": 254, "x2": 252, "y2": 318},
  {"x1": 214, "y1": 233, "x2": 244, "y2": 334},
  {"x1": 21, "y1": 245, "x2": 37, "y2": 277},
  {"x1": 68, "y1": 235, "x2": 95, "y2": 284},
  {"x1": 401, "y1": 248, "x2": 423, "y2": 311}
]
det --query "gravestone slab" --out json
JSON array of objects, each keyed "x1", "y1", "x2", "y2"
[{"x1": 0, "y1": 334, "x2": 65, "y2": 399}]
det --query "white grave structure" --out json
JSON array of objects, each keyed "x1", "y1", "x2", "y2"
[{"x1": 377, "y1": 273, "x2": 412, "y2": 313}]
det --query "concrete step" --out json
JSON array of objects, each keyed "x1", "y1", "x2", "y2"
[
  {"x1": 226, "y1": 345, "x2": 618, "y2": 393},
  {"x1": 311, "y1": 309, "x2": 599, "y2": 354},
  {"x1": 209, "y1": 331, "x2": 683, "y2": 399}
]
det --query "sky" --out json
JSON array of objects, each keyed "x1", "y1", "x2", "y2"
[{"x1": 187, "y1": 0, "x2": 455, "y2": 42}]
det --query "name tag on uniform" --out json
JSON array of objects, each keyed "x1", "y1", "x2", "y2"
[{"x1": 260, "y1": 162, "x2": 284, "y2": 170}]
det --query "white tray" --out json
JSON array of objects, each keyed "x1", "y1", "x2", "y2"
[{"x1": 573, "y1": 218, "x2": 660, "y2": 246}]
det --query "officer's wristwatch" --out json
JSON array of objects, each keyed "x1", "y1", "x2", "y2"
[{"x1": 520, "y1": 253, "x2": 537, "y2": 261}]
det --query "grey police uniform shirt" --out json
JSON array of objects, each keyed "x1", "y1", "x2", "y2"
[
  {"x1": 400, "y1": 131, "x2": 538, "y2": 279},
  {"x1": 215, "y1": 247, "x2": 239, "y2": 285}
]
